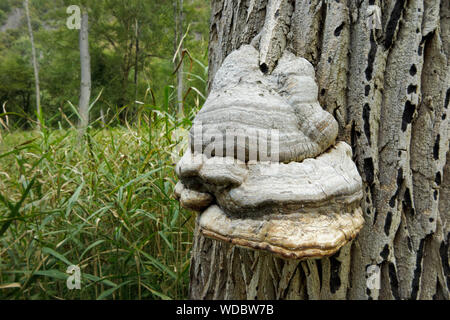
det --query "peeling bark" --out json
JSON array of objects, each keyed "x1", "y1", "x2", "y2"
[{"x1": 190, "y1": 0, "x2": 449, "y2": 300}]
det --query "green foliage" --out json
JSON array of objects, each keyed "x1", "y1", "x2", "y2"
[
  {"x1": 0, "y1": 1, "x2": 12, "y2": 18},
  {"x1": 0, "y1": 0, "x2": 210, "y2": 128},
  {"x1": 0, "y1": 0, "x2": 210, "y2": 299},
  {"x1": 0, "y1": 102, "x2": 198, "y2": 299}
]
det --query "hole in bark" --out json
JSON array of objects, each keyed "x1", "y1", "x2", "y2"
[
  {"x1": 411, "y1": 238, "x2": 426, "y2": 299},
  {"x1": 389, "y1": 196, "x2": 396, "y2": 208},
  {"x1": 388, "y1": 263, "x2": 401, "y2": 300},
  {"x1": 435, "y1": 172, "x2": 441, "y2": 185},
  {"x1": 409, "y1": 64, "x2": 417, "y2": 76},
  {"x1": 384, "y1": 0, "x2": 406, "y2": 49},
  {"x1": 401, "y1": 101, "x2": 416, "y2": 131},
  {"x1": 350, "y1": 121, "x2": 357, "y2": 152},
  {"x1": 439, "y1": 239, "x2": 450, "y2": 289},
  {"x1": 418, "y1": 45, "x2": 424, "y2": 56},
  {"x1": 444, "y1": 88, "x2": 450, "y2": 109},
  {"x1": 334, "y1": 22, "x2": 344, "y2": 37},
  {"x1": 403, "y1": 188, "x2": 413, "y2": 216},
  {"x1": 329, "y1": 256, "x2": 341, "y2": 294},
  {"x1": 365, "y1": 33, "x2": 377, "y2": 80},
  {"x1": 433, "y1": 135, "x2": 440, "y2": 160},
  {"x1": 363, "y1": 158, "x2": 374, "y2": 185},
  {"x1": 384, "y1": 212, "x2": 392, "y2": 236},
  {"x1": 397, "y1": 168, "x2": 404, "y2": 187},
  {"x1": 380, "y1": 244, "x2": 390, "y2": 259},
  {"x1": 259, "y1": 63, "x2": 268, "y2": 74},
  {"x1": 407, "y1": 84, "x2": 417, "y2": 94},
  {"x1": 363, "y1": 103, "x2": 371, "y2": 144},
  {"x1": 316, "y1": 259, "x2": 323, "y2": 289}
]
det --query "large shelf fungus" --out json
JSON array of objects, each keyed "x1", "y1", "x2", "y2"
[
  {"x1": 189, "y1": 45, "x2": 338, "y2": 163},
  {"x1": 174, "y1": 45, "x2": 364, "y2": 260}
]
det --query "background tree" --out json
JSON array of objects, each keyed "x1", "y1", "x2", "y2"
[
  {"x1": 175, "y1": 0, "x2": 184, "y2": 115},
  {"x1": 0, "y1": 0, "x2": 210, "y2": 129},
  {"x1": 189, "y1": 0, "x2": 449, "y2": 300},
  {"x1": 78, "y1": 6, "x2": 90, "y2": 133},
  {"x1": 23, "y1": 0, "x2": 41, "y2": 127}
]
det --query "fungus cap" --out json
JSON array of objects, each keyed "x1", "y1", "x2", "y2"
[{"x1": 198, "y1": 205, "x2": 364, "y2": 260}]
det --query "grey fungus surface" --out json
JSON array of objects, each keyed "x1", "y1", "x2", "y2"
[
  {"x1": 178, "y1": 142, "x2": 362, "y2": 216},
  {"x1": 189, "y1": 45, "x2": 338, "y2": 163},
  {"x1": 176, "y1": 45, "x2": 364, "y2": 260},
  {"x1": 174, "y1": 181, "x2": 213, "y2": 212}
]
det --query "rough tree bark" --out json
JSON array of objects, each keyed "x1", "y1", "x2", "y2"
[
  {"x1": 78, "y1": 9, "x2": 91, "y2": 133},
  {"x1": 24, "y1": 0, "x2": 41, "y2": 128},
  {"x1": 189, "y1": 0, "x2": 449, "y2": 300}
]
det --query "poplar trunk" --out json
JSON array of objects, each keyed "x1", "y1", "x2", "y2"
[{"x1": 189, "y1": 0, "x2": 449, "y2": 300}]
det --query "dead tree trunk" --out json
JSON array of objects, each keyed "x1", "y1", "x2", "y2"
[
  {"x1": 78, "y1": 9, "x2": 91, "y2": 133},
  {"x1": 189, "y1": 0, "x2": 449, "y2": 300}
]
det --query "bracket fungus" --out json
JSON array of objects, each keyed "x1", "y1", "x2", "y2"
[{"x1": 174, "y1": 45, "x2": 364, "y2": 260}]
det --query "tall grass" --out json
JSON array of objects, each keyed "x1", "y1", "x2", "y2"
[{"x1": 0, "y1": 90, "x2": 201, "y2": 299}]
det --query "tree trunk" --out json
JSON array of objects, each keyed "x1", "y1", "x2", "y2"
[
  {"x1": 24, "y1": 0, "x2": 41, "y2": 129},
  {"x1": 176, "y1": 0, "x2": 184, "y2": 115},
  {"x1": 189, "y1": 0, "x2": 449, "y2": 300},
  {"x1": 134, "y1": 18, "x2": 140, "y2": 121},
  {"x1": 79, "y1": 9, "x2": 91, "y2": 133}
]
